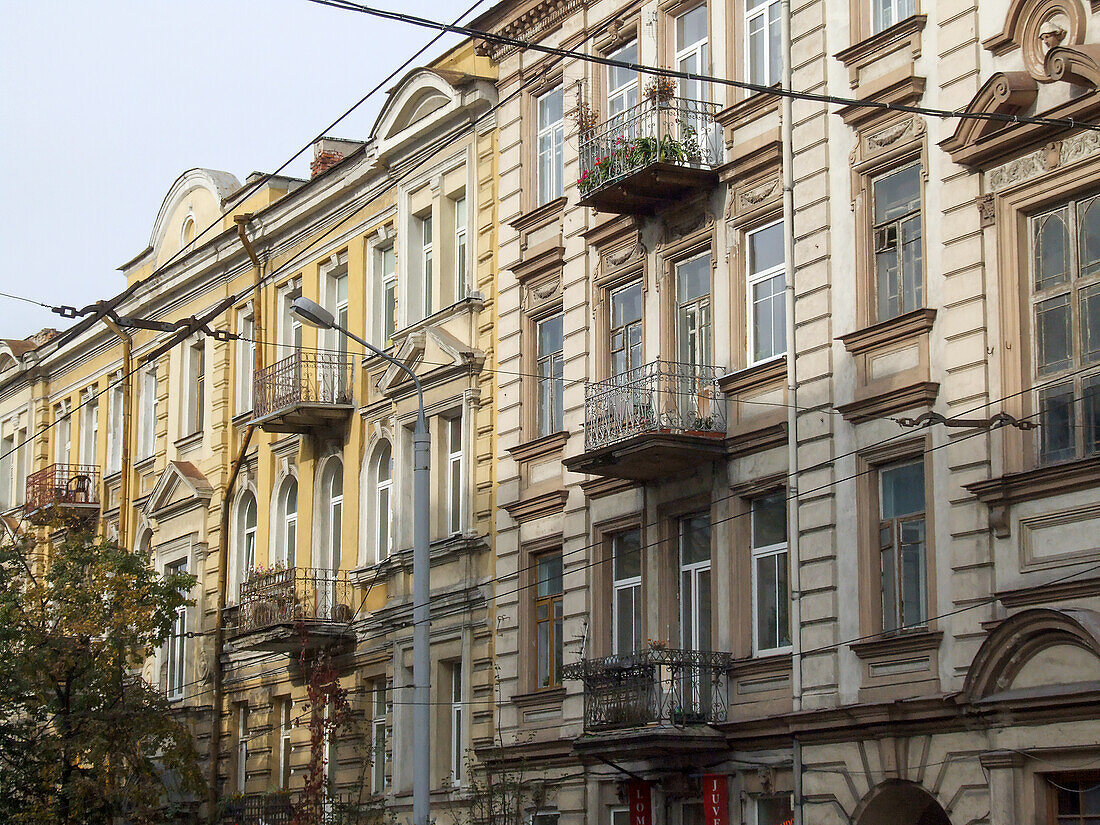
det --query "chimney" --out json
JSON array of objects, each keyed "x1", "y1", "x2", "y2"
[
  {"x1": 310, "y1": 137, "x2": 365, "y2": 179},
  {"x1": 28, "y1": 328, "x2": 59, "y2": 348}
]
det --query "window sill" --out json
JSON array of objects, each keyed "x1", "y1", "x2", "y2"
[
  {"x1": 174, "y1": 431, "x2": 203, "y2": 451},
  {"x1": 134, "y1": 454, "x2": 156, "y2": 472},
  {"x1": 849, "y1": 628, "x2": 942, "y2": 661},
  {"x1": 232, "y1": 409, "x2": 253, "y2": 427},
  {"x1": 511, "y1": 686, "x2": 566, "y2": 708},
  {"x1": 502, "y1": 488, "x2": 569, "y2": 524},
  {"x1": 509, "y1": 196, "x2": 566, "y2": 235},
  {"x1": 508, "y1": 430, "x2": 568, "y2": 464},
  {"x1": 834, "y1": 15, "x2": 927, "y2": 92}
]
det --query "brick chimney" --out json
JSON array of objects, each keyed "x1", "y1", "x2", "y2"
[{"x1": 310, "y1": 137, "x2": 365, "y2": 179}]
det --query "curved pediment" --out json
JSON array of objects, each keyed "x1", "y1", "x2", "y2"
[
  {"x1": 1046, "y1": 43, "x2": 1100, "y2": 88},
  {"x1": 940, "y1": 72, "x2": 1038, "y2": 160},
  {"x1": 963, "y1": 607, "x2": 1100, "y2": 702}
]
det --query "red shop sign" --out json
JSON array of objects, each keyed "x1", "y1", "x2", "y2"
[
  {"x1": 627, "y1": 780, "x2": 653, "y2": 825},
  {"x1": 702, "y1": 775, "x2": 730, "y2": 825}
]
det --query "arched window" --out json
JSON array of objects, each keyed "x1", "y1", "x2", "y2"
[
  {"x1": 318, "y1": 460, "x2": 343, "y2": 574},
  {"x1": 375, "y1": 444, "x2": 393, "y2": 563},
  {"x1": 232, "y1": 491, "x2": 257, "y2": 602},
  {"x1": 181, "y1": 215, "x2": 196, "y2": 247},
  {"x1": 273, "y1": 477, "x2": 298, "y2": 568}
]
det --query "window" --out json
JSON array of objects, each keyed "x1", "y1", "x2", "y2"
[
  {"x1": 675, "y1": 5, "x2": 709, "y2": 102},
  {"x1": 54, "y1": 401, "x2": 71, "y2": 465},
  {"x1": 609, "y1": 810, "x2": 629, "y2": 825},
  {"x1": 371, "y1": 682, "x2": 387, "y2": 794},
  {"x1": 233, "y1": 492, "x2": 258, "y2": 602},
  {"x1": 677, "y1": 254, "x2": 712, "y2": 367},
  {"x1": 873, "y1": 0, "x2": 915, "y2": 33},
  {"x1": 107, "y1": 379, "x2": 123, "y2": 475},
  {"x1": 1031, "y1": 194, "x2": 1100, "y2": 463},
  {"x1": 1049, "y1": 773, "x2": 1100, "y2": 823},
  {"x1": 374, "y1": 444, "x2": 393, "y2": 563},
  {"x1": 746, "y1": 0, "x2": 781, "y2": 87},
  {"x1": 278, "y1": 697, "x2": 293, "y2": 788},
  {"x1": 237, "y1": 308, "x2": 255, "y2": 413},
  {"x1": 751, "y1": 492, "x2": 790, "y2": 654},
  {"x1": 139, "y1": 367, "x2": 157, "y2": 459},
  {"x1": 607, "y1": 40, "x2": 639, "y2": 123},
  {"x1": 319, "y1": 461, "x2": 343, "y2": 575},
  {"x1": 611, "y1": 529, "x2": 642, "y2": 656},
  {"x1": 236, "y1": 703, "x2": 249, "y2": 793},
  {"x1": 280, "y1": 283, "x2": 304, "y2": 358},
  {"x1": 165, "y1": 558, "x2": 188, "y2": 700},
  {"x1": 535, "y1": 552, "x2": 563, "y2": 688},
  {"x1": 0, "y1": 433, "x2": 11, "y2": 511},
  {"x1": 80, "y1": 393, "x2": 98, "y2": 465},
  {"x1": 184, "y1": 339, "x2": 205, "y2": 435},
  {"x1": 326, "y1": 265, "x2": 350, "y2": 357},
  {"x1": 449, "y1": 662, "x2": 464, "y2": 785},
  {"x1": 872, "y1": 162, "x2": 923, "y2": 321},
  {"x1": 181, "y1": 215, "x2": 196, "y2": 247},
  {"x1": 756, "y1": 794, "x2": 795, "y2": 825},
  {"x1": 275, "y1": 478, "x2": 298, "y2": 568},
  {"x1": 747, "y1": 220, "x2": 786, "y2": 363},
  {"x1": 611, "y1": 282, "x2": 643, "y2": 376},
  {"x1": 13, "y1": 426, "x2": 26, "y2": 505},
  {"x1": 377, "y1": 246, "x2": 397, "y2": 346},
  {"x1": 454, "y1": 196, "x2": 468, "y2": 302},
  {"x1": 679, "y1": 513, "x2": 711, "y2": 652},
  {"x1": 421, "y1": 213, "x2": 434, "y2": 319},
  {"x1": 537, "y1": 314, "x2": 564, "y2": 436},
  {"x1": 536, "y1": 87, "x2": 564, "y2": 205},
  {"x1": 878, "y1": 459, "x2": 927, "y2": 632},
  {"x1": 446, "y1": 415, "x2": 463, "y2": 536}
]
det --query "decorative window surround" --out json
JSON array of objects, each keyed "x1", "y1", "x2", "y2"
[
  {"x1": 966, "y1": 455, "x2": 1100, "y2": 538},
  {"x1": 508, "y1": 195, "x2": 566, "y2": 268},
  {"x1": 718, "y1": 355, "x2": 787, "y2": 457},
  {"x1": 836, "y1": 308, "x2": 938, "y2": 424},
  {"x1": 835, "y1": 15, "x2": 926, "y2": 91},
  {"x1": 849, "y1": 630, "x2": 943, "y2": 702}
]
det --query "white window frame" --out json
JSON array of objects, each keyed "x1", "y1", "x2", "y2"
[
  {"x1": 377, "y1": 245, "x2": 397, "y2": 347},
  {"x1": 237, "y1": 307, "x2": 255, "y2": 414},
  {"x1": 232, "y1": 492, "x2": 258, "y2": 603},
  {"x1": 80, "y1": 392, "x2": 98, "y2": 466},
  {"x1": 679, "y1": 514, "x2": 711, "y2": 653},
  {"x1": 607, "y1": 40, "x2": 639, "y2": 121},
  {"x1": 275, "y1": 477, "x2": 297, "y2": 568},
  {"x1": 184, "y1": 339, "x2": 205, "y2": 436},
  {"x1": 536, "y1": 313, "x2": 564, "y2": 437},
  {"x1": 371, "y1": 681, "x2": 387, "y2": 794},
  {"x1": 325, "y1": 262, "x2": 350, "y2": 357},
  {"x1": 675, "y1": 4, "x2": 709, "y2": 102},
  {"x1": 446, "y1": 415, "x2": 463, "y2": 536},
  {"x1": 421, "y1": 213, "x2": 434, "y2": 320},
  {"x1": 54, "y1": 401, "x2": 71, "y2": 465},
  {"x1": 375, "y1": 444, "x2": 393, "y2": 563},
  {"x1": 747, "y1": 219, "x2": 787, "y2": 365},
  {"x1": 0, "y1": 430, "x2": 13, "y2": 511},
  {"x1": 745, "y1": 0, "x2": 782, "y2": 87},
  {"x1": 676, "y1": 253, "x2": 713, "y2": 369},
  {"x1": 236, "y1": 703, "x2": 249, "y2": 793},
  {"x1": 873, "y1": 0, "x2": 915, "y2": 34},
  {"x1": 611, "y1": 530, "x2": 642, "y2": 656},
  {"x1": 279, "y1": 696, "x2": 293, "y2": 788},
  {"x1": 14, "y1": 425, "x2": 27, "y2": 504},
  {"x1": 107, "y1": 378, "x2": 123, "y2": 475},
  {"x1": 536, "y1": 87, "x2": 565, "y2": 205},
  {"x1": 449, "y1": 662, "x2": 464, "y2": 785},
  {"x1": 454, "y1": 196, "x2": 468, "y2": 303},
  {"x1": 279, "y1": 282, "x2": 304, "y2": 359},
  {"x1": 165, "y1": 557, "x2": 188, "y2": 700},
  {"x1": 750, "y1": 492, "x2": 790, "y2": 655},
  {"x1": 139, "y1": 367, "x2": 157, "y2": 460},
  {"x1": 319, "y1": 460, "x2": 344, "y2": 574}
]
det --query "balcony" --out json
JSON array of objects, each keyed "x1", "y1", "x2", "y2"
[
  {"x1": 563, "y1": 360, "x2": 726, "y2": 482},
  {"x1": 228, "y1": 566, "x2": 355, "y2": 653},
  {"x1": 221, "y1": 791, "x2": 370, "y2": 825},
  {"x1": 562, "y1": 648, "x2": 734, "y2": 756},
  {"x1": 253, "y1": 351, "x2": 353, "y2": 434},
  {"x1": 577, "y1": 96, "x2": 721, "y2": 215},
  {"x1": 24, "y1": 463, "x2": 101, "y2": 524}
]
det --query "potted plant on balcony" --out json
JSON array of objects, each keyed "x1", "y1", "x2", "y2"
[{"x1": 644, "y1": 75, "x2": 676, "y2": 104}]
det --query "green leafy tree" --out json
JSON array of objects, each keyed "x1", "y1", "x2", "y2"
[{"x1": 0, "y1": 526, "x2": 205, "y2": 825}]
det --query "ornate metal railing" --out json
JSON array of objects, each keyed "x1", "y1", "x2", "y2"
[
  {"x1": 221, "y1": 791, "x2": 370, "y2": 825},
  {"x1": 563, "y1": 648, "x2": 734, "y2": 731},
  {"x1": 233, "y1": 566, "x2": 354, "y2": 635},
  {"x1": 253, "y1": 351, "x2": 351, "y2": 420},
  {"x1": 578, "y1": 96, "x2": 721, "y2": 195},
  {"x1": 583, "y1": 360, "x2": 725, "y2": 451},
  {"x1": 25, "y1": 463, "x2": 100, "y2": 514}
]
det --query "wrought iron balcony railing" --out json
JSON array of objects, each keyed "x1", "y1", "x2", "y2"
[
  {"x1": 24, "y1": 463, "x2": 100, "y2": 517},
  {"x1": 583, "y1": 360, "x2": 725, "y2": 452},
  {"x1": 577, "y1": 96, "x2": 721, "y2": 197},
  {"x1": 562, "y1": 648, "x2": 735, "y2": 731},
  {"x1": 221, "y1": 790, "x2": 370, "y2": 825},
  {"x1": 232, "y1": 566, "x2": 354, "y2": 636},
  {"x1": 253, "y1": 351, "x2": 352, "y2": 421}
]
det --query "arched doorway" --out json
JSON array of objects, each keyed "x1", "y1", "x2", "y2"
[{"x1": 855, "y1": 781, "x2": 952, "y2": 825}]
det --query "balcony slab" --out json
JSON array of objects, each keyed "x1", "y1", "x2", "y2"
[
  {"x1": 252, "y1": 400, "x2": 354, "y2": 434},
  {"x1": 579, "y1": 163, "x2": 719, "y2": 215},
  {"x1": 564, "y1": 430, "x2": 726, "y2": 482}
]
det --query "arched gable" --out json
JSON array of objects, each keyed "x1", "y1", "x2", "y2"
[
  {"x1": 144, "y1": 168, "x2": 241, "y2": 270},
  {"x1": 962, "y1": 607, "x2": 1100, "y2": 702}
]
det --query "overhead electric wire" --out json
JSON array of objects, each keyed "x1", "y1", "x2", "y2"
[{"x1": 307, "y1": 0, "x2": 1100, "y2": 133}]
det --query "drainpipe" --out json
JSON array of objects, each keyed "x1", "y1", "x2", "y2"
[
  {"x1": 780, "y1": 0, "x2": 804, "y2": 821},
  {"x1": 208, "y1": 216, "x2": 264, "y2": 816},
  {"x1": 102, "y1": 319, "x2": 132, "y2": 549}
]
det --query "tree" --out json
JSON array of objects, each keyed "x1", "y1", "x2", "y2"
[{"x1": 0, "y1": 525, "x2": 205, "y2": 825}]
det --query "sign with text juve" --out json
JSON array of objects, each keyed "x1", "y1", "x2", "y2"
[
  {"x1": 627, "y1": 780, "x2": 653, "y2": 825},
  {"x1": 703, "y1": 775, "x2": 730, "y2": 825}
]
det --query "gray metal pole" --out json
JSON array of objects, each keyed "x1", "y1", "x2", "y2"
[{"x1": 331, "y1": 322, "x2": 431, "y2": 825}]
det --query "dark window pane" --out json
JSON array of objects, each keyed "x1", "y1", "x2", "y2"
[
  {"x1": 1082, "y1": 284, "x2": 1100, "y2": 364},
  {"x1": 873, "y1": 164, "x2": 921, "y2": 224},
  {"x1": 1034, "y1": 209, "x2": 1071, "y2": 290},
  {"x1": 612, "y1": 282, "x2": 642, "y2": 327},
  {"x1": 1040, "y1": 383, "x2": 1076, "y2": 463},
  {"x1": 1085, "y1": 376, "x2": 1100, "y2": 455},
  {"x1": 537, "y1": 554, "x2": 563, "y2": 597},
  {"x1": 1036, "y1": 294, "x2": 1073, "y2": 375},
  {"x1": 538, "y1": 314, "x2": 563, "y2": 357},
  {"x1": 677, "y1": 255, "x2": 710, "y2": 303},
  {"x1": 680, "y1": 514, "x2": 710, "y2": 564},
  {"x1": 749, "y1": 222, "x2": 784, "y2": 275},
  {"x1": 613, "y1": 530, "x2": 641, "y2": 580},
  {"x1": 880, "y1": 461, "x2": 925, "y2": 518},
  {"x1": 1080, "y1": 197, "x2": 1100, "y2": 278},
  {"x1": 752, "y1": 491, "x2": 787, "y2": 547}
]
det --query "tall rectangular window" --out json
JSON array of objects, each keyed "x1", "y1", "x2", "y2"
[
  {"x1": 280, "y1": 283, "x2": 303, "y2": 358},
  {"x1": 454, "y1": 197, "x2": 468, "y2": 302},
  {"x1": 873, "y1": 162, "x2": 923, "y2": 321},
  {"x1": 326, "y1": 267, "x2": 349, "y2": 357},
  {"x1": 166, "y1": 558, "x2": 188, "y2": 700},
  {"x1": 0, "y1": 433, "x2": 12, "y2": 511},
  {"x1": 535, "y1": 552, "x2": 563, "y2": 688},
  {"x1": 537, "y1": 313, "x2": 564, "y2": 437},
  {"x1": 873, "y1": 0, "x2": 915, "y2": 33},
  {"x1": 184, "y1": 340, "x2": 205, "y2": 435},
  {"x1": 607, "y1": 40, "x2": 639, "y2": 122},
  {"x1": 537, "y1": 87, "x2": 564, "y2": 205},
  {"x1": 14, "y1": 426, "x2": 26, "y2": 504},
  {"x1": 449, "y1": 663, "x2": 463, "y2": 784},
  {"x1": 381, "y1": 247, "x2": 397, "y2": 346},
  {"x1": 140, "y1": 367, "x2": 157, "y2": 459},
  {"x1": 236, "y1": 703, "x2": 249, "y2": 793},
  {"x1": 371, "y1": 682, "x2": 386, "y2": 794},
  {"x1": 1048, "y1": 774, "x2": 1100, "y2": 823},
  {"x1": 421, "y1": 214, "x2": 434, "y2": 319},
  {"x1": 751, "y1": 492, "x2": 790, "y2": 654},
  {"x1": 80, "y1": 393, "x2": 98, "y2": 466},
  {"x1": 610, "y1": 282, "x2": 643, "y2": 377},
  {"x1": 446, "y1": 415, "x2": 463, "y2": 536},
  {"x1": 237, "y1": 309, "x2": 255, "y2": 413},
  {"x1": 746, "y1": 0, "x2": 781, "y2": 87},
  {"x1": 107, "y1": 379, "x2": 123, "y2": 475},
  {"x1": 679, "y1": 513, "x2": 711, "y2": 652},
  {"x1": 677, "y1": 254, "x2": 712, "y2": 368},
  {"x1": 54, "y1": 401, "x2": 71, "y2": 465},
  {"x1": 278, "y1": 697, "x2": 293, "y2": 788},
  {"x1": 611, "y1": 529, "x2": 642, "y2": 656},
  {"x1": 878, "y1": 459, "x2": 927, "y2": 632},
  {"x1": 1032, "y1": 194, "x2": 1100, "y2": 463},
  {"x1": 748, "y1": 220, "x2": 786, "y2": 363},
  {"x1": 676, "y1": 5, "x2": 709, "y2": 101}
]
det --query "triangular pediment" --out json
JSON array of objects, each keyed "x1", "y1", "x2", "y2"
[
  {"x1": 144, "y1": 461, "x2": 214, "y2": 520},
  {"x1": 378, "y1": 327, "x2": 484, "y2": 396}
]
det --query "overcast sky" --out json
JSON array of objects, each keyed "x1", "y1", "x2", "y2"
[{"x1": 0, "y1": 0, "x2": 466, "y2": 341}]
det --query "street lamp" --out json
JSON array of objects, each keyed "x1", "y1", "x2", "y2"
[{"x1": 290, "y1": 296, "x2": 432, "y2": 825}]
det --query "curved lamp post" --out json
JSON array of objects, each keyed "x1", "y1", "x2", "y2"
[{"x1": 290, "y1": 296, "x2": 431, "y2": 825}]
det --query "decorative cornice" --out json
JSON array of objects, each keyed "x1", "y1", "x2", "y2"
[
  {"x1": 834, "y1": 15, "x2": 927, "y2": 88},
  {"x1": 839, "y1": 308, "x2": 937, "y2": 356},
  {"x1": 508, "y1": 430, "x2": 569, "y2": 464},
  {"x1": 850, "y1": 630, "x2": 943, "y2": 661},
  {"x1": 1046, "y1": 43, "x2": 1100, "y2": 88},
  {"x1": 837, "y1": 76, "x2": 926, "y2": 128},
  {"x1": 502, "y1": 488, "x2": 569, "y2": 523},
  {"x1": 997, "y1": 576, "x2": 1100, "y2": 609},
  {"x1": 719, "y1": 355, "x2": 788, "y2": 395},
  {"x1": 477, "y1": 0, "x2": 594, "y2": 61},
  {"x1": 579, "y1": 476, "x2": 637, "y2": 499},
  {"x1": 965, "y1": 455, "x2": 1100, "y2": 508},
  {"x1": 836, "y1": 381, "x2": 940, "y2": 424}
]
